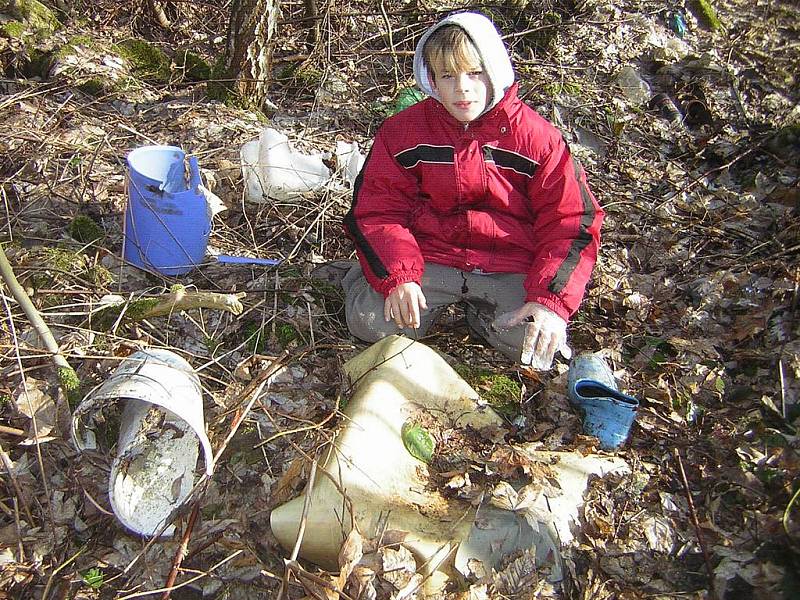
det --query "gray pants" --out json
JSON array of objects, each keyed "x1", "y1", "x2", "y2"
[{"x1": 343, "y1": 262, "x2": 529, "y2": 362}]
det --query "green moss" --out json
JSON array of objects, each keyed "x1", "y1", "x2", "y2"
[
  {"x1": 454, "y1": 364, "x2": 522, "y2": 418},
  {"x1": 690, "y1": 0, "x2": 723, "y2": 31},
  {"x1": 92, "y1": 297, "x2": 160, "y2": 331},
  {"x1": 53, "y1": 34, "x2": 92, "y2": 61},
  {"x1": 544, "y1": 81, "x2": 583, "y2": 98},
  {"x1": 125, "y1": 297, "x2": 161, "y2": 320},
  {"x1": 277, "y1": 63, "x2": 322, "y2": 90},
  {"x1": 174, "y1": 49, "x2": 211, "y2": 81},
  {"x1": 204, "y1": 336, "x2": 222, "y2": 354},
  {"x1": 115, "y1": 39, "x2": 171, "y2": 82},
  {"x1": 276, "y1": 322, "x2": 299, "y2": 348},
  {"x1": 85, "y1": 264, "x2": 113, "y2": 287},
  {"x1": 67, "y1": 34, "x2": 92, "y2": 47},
  {"x1": 69, "y1": 215, "x2": 104, "y2": 244},
  {"x1": 244, "y1": 322, "x2": 268, "y2": 354},
  {"x1": 58, "y1": 365, "x2": 81, "y2": 407},
  {"x1": 77, "y1": 78, "x2": 108, "y2": 96},
  {"x1": 25, "y1": 48, "x2": 51, "y2": 78},
  {"x1": 8, "y1": 0, "x2": 60, "y2": 38},
  {"x1": 42, "y1": 246, "x2": 86, "y2": 273},
  {"x1": 206, "y1": 54, "x2": 231, "y2": 100},
  {"x1": 0, "y1": 20, "x2": 28, "y2": 39},
  {"x1": 521, "y1": 11, "x2": 562, "y2": 55}
]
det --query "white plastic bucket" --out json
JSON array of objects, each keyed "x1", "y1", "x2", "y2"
[{"x1": 71, "y1": 348, "x2": 214, "y2": 537}]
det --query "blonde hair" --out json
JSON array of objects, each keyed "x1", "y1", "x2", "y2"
[{"x1": 422, "y1": 25, "x2": 483, "y2": 81}]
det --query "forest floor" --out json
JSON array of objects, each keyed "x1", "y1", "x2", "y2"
[{"x1": 0, "y1": 0, "x2": 798, "y2": 598}]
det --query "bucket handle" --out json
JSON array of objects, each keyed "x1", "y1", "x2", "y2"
[{"x1": 187, "y1": 156, "x2": 201, "y2": 191}]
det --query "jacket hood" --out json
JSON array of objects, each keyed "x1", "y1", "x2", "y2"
[{"x1": 413, "y1": 12, "x2": 515, "y2": 114}]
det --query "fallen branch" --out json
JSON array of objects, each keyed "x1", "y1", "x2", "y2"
[
  {"x1": 148, "y1": 0, "x2": 172, "y2": 28},
  {"x1": 0, "y1": 246, "x2": 79, "y2": 397},
  {"x1": 0, "y1": 424, "x2": 25, "y2": 437},
  {"x1": 92, "y1": 285, "x2": 245, "y2": 330}
]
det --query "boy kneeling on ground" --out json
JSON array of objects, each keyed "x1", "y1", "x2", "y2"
[{"x1": 342, "y1": 12, "x2": 604, "y2": 370}]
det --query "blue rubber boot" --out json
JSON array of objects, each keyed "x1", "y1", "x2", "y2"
[{"x1": 567, "y1": 353, "x2": 639, "y2": 450}]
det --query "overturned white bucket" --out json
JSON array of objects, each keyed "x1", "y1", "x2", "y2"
[{"x1": 71, "y1": 348, "x2": 214, "y2": 537}]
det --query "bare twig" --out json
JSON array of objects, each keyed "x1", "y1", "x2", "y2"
[
  {"x1": 92, "y1": 287, "x2": 245, "y2": 330},
  {"x1": 784, "y1": 485, "x2": 800, "y2": 539},
  {"x1": 41, "y1": 545, "x2": 85, "y2": 600},
  {"x1": 0, "y1": 441, "x2": 35, "y2": 526},
  {"x1": 213, "y1": 348, "x2": 292, "y2": 464},
  {"x1": 277, "y1": 456, "x2": 318, "y2": 600},
  {"x1": 161, "y1": 503, "x2": 200, "y2": 599},
  {"x1": 117, "y1": 550, "x2": 243, "y2": 600},
  {"x1": 379, "y1": 0, "x2": 401, "y2": 93},
  {"x1": 674, "y1": 449, "x2": 717, "y2": 598}
]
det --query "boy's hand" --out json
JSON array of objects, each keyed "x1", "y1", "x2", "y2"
[
  {"x1": 494, "y1": 302, "x2": 571, "y2": 370},
  {"x1": 385, "y1": 282, "x2": 428, "y2": 330}
]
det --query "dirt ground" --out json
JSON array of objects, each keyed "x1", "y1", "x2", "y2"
[{"x1": 0, "y1": 0, "x2": 798, "y2": 598}]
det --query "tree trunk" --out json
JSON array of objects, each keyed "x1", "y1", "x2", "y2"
[{"x1": 224, "y1": 0, "x2": 280, "y2": 108}]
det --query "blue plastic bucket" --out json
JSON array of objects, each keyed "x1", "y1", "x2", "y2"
[
  {"x1": 123, "y1": 146, "x2": 210, "y2": 276},
  {"x1": 567, "y1": 353, "x2": 639, "y2": 450}
]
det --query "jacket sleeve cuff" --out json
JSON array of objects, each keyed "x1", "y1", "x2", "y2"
[
  {"x1": 376, "y1": 270, "x2": 424, "y2": 296},
  {"x1": 525, "y1": 294, "x2": 571, "y2": 322}
]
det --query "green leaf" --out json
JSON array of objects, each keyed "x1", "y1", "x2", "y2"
[
  {"x1": 82, "y1": 567, "x2": 104, "y2": 589},
  {"x1": 401, "y1": 422, "x2": 435, "y2": 463}
]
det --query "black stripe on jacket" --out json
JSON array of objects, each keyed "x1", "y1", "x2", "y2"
[
  {"x1": 482, "y1": 146, "x2": 539, "y2": 177},
  {"x1": 395, "y1": 144, "x2": 454, "y2": 168},
  {"x1": 344, "y1": 148, "x2": 389, "y2": 279},
  {"x1": 548, "y1": 160, "x2": 596, "y2": 294}
]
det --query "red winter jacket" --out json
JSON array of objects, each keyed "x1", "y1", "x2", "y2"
[{"x1": 344, "y1": 83, "x2": 604, "y2": 321}]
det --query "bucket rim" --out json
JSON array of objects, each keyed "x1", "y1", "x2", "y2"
[
  {"x1": 126, "y1": 144, "x2": 186, "y2": 162},
  {"x1": 572, "y1": 379, "x2": 639, "y2": 408}
]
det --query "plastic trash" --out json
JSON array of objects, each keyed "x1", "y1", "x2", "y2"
[
  {"x1": 334, "y1": 140, "x2": 365, "y2": 187},
  {"x1": 270, "y1": 336, "x2": 630, "y2": 589},
  {"x1": 215, "y1": 254, "x2": 281, "y2": 267},
  {"x1": 270, "y1": 336, "x2": 504, "y2": 591},
  {"x1": 455, "y1": 503, "x2": 563, "y2": 582},
  {"x1": 567, "y1": 353, "x2": 639, "y2": 450},
  {"x1": 511, "y1": 447, "x2": 630, "y2": 544},
  {"x1": 240, "y1": 127, "x2": 331, "y2": 202},
  {"x1": 124, "y1": 146, "x2": 210, "y2": 276},
  {"x1": 616, "y1": 65, "x2": 652, "y2": 105},
  {"x1": 391, "y1": 87, "x2": 426, "y2": 115},
  {"x1": 71, "y1": 348, "x2": 214, "y2": 537},
  {"x1": 668, "y1": 11, "x2": 688, "y2": 38}
]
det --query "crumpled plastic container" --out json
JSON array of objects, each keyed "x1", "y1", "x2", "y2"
[
  {"x1": 270, "y1": 336, "x2": 630, "y2": 591},
  {"x1": 240, "y1": 127, "x2": 331, "y2": 202},
  {"x1": 71, "y1": 348, "x2": 214, "y2": 537}
]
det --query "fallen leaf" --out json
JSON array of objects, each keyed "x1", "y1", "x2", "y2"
[
  {"x1": 13, "y1": 378, "x2": 57, "y2": 444},
  {"x1": 492, "y1": 549, "x2": 538, "y2": 596},
  {"x1": 380, "y1": 545, "x2": 417, "y2": 590},
  {"x1": 332, "y1": 527, "x2": 363, "y2": 593}
]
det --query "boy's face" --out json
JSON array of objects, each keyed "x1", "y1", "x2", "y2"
[{"x1": 430, "y1": 62, "x2": 490, "y2": 123}]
